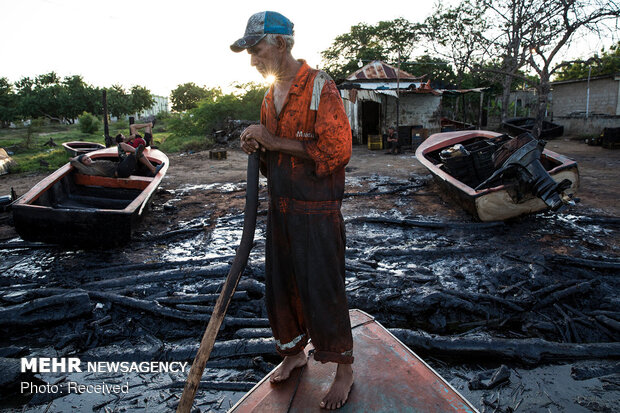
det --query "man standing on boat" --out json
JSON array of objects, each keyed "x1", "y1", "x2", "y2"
[{"x1": 233, "y1": 11, "x2": 354, "y2": 410}]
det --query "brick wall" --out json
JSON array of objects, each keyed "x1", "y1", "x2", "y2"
[{"x1": 553, "y1": 77, "x2": 619, "y2": 117}]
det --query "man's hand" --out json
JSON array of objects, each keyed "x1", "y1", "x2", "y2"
[
  {"x1": 240, "y1": 124, "x2": 310, "y2": 160},
  {"x1": 240, "y1": 124, "x2": 275, "y2": 154}
]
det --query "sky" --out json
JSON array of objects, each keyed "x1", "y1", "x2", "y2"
[{"x1": 2, "y1": 0, "x2": 617, "y2": 98}]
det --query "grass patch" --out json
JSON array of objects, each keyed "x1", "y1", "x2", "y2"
[
  {"x1": 9, "y1": 148, "x2": 70, "y2": 173},
  {"x1": 156, "y1": 133, "x2": 215, "y2": 153},
  {"x1": 1, "y1": 117, "x2": 217, "y2": 174},
  {"x1": 1, "y1": 123, "x2": 109, "y2": 173}
]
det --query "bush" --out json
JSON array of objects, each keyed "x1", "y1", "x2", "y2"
[
  {"x1": 167, "y1": 83, "x2": 266, "y2": 139},
  {"x1": 78, "y1": 112, "x2": 100, "y2": 134}
]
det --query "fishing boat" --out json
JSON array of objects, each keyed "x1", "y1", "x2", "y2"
[
  {"x1": 62, "y1": 141, "x2": 106, "y2": 157},
  {"x1": 230, "y1": 309, "x2": 478, "y2": 413},
  {"x1": 12, "y1": 146, "x2": 168, "y2": 246},
  {"x1": 415, "y1": 130, "x2": 579, "y2": 222},
  {"x1": 502, "y1": 117, "x2": 564, "y2": 139}
]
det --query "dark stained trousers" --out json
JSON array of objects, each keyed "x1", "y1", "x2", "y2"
[
  {"x1": 115, "y1": 153, "x2": 137, "y2": 178},
  {"x1": 265, "y1": 198, "x2": 354, "y2": 364}
]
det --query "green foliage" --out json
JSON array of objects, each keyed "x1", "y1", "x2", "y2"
[
  {"x1": 168, "y1": 82, "x2": 267, "y2": 138},
  {"x1": 106, "y1": 85, "x2": 154, "y2": 119},
  {"x1": 106, "y1": 85, "x2": 131, "y2": 119},
  {"x1": 9, "y1": 148, "x2": 69, "y2": 173},
  {"x1": 170, "y1": 83, "x2": 222, "y2": 112},
  {"x1": 320, "y1": 18, "x2": 421, "y2": 82},
  {"x1": 25, "y1": 118, "x2": 45, "y2": 149},
  {"x1": 0, "y1": 77, "x2": 17, "y2": 127},
  {"x1": 422, "y1": 0, "x2": 488, "y2": 87},
  {"x1": 4, "y1": 72, "x2": 154, "y2": 124},
  {"x1": 130, "y1": 85, "x2": 155, "y2": 114},
  {"x1": 156, "y1": 132, "x2": 214, "y2": 153},
  {"x1": 0, "y1": 123, "x2": 103, "y2": 173},
  {"x1": 60, "y1": 75, "x2": 100, "y2": 122},
  {"x1": 78, "y1": 112, "x2": 100, "y2": 134},
  {"x1": 554, "y1": 41, "x2": 620, "y2": 81},
  {"x1": 402, "y1": 55, "x2": 456, "y2": 87}
]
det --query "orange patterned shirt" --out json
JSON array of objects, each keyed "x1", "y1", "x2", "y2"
[{"x1": 260, "y1": 60, "x2": 352, "y2": 203}]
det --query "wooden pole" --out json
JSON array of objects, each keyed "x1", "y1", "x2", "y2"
[
  {"x1": 176, "y1": 152, "x2": 260, "y2": 413},
  {"x1": 102, "y1": 90, "x2": 111, "y2": 147},
  {"x1": 478, "y1": 91, "x2": 484, "y2": 128}
]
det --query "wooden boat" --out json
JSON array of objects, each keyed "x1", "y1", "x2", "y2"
[
  {"x1": 12, "y1": 146, "x2": 168, "y2": 246},
  {"x1": 0, "y1": 148, "x2": 16, "y2": 175},
  {"x1": 502, "y1": 117, "x2": 564, "y2": 139},
  {"x1": 415, "y1": 130, "x2": 579, "y2": 222},
  {"x1": 230, "y1": 309, "x2": 478, "y2": 413},
  {"x1": 62, "y1": 141, "x2": 106, "y2": 157}
]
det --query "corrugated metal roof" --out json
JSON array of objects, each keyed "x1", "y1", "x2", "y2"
[
  {"x1": 346, "y1": 60, "x2": 421, "y2": 81},
  {"x1": 439, "y1": 87, "x2": 487, "y2": 95}
]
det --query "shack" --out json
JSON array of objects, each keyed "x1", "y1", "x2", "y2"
[
  {"x1": 552, "y1": 74, "x2": 620, "y2": 134},
  {"x1": 338, "y1": 61, "x2": 441, "y2": 149}
]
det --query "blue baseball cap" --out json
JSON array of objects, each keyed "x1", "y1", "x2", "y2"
[{"x1": 230, "y1": 11, "x2": 294, "y2": 52}]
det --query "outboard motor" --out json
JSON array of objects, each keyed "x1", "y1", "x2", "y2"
[{"x1": 477, "y1": 133, "x2": 572, "y2": 210}]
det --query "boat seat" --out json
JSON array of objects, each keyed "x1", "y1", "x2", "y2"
[{"x1": 73, "y1": 173, "x2": 152, "y2": 190}]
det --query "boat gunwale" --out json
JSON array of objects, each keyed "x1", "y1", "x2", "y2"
[
  {"x1": 13, "y1": 147, "x2": 168, "y2": 215},
  {"x1": 415, "y1": 130, "x2": 577, "y2": 198},
  {"x1": 61, "y1": 141, "x2": 106, "y2": 150}
]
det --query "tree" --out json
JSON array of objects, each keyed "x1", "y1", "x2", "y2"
[
  {"x1": 0, "y1": 77, "x2": 18, "y2": 128},
  {"x1": 523, "y1": 0, "x2": 619, "y2": 137},
  {"x1": 106, "y1": 85, "x2": 132, "y2": 119},
  {"x1": 105, "y1": 84, "x2": 153, "y2": 119},
  {"x1": 129, "y1": 85, "x2": 154, "y2": 114},
  {"x1": 423, "y1": 1, "x2": 488, "y2": 89},
  {"x1": 170, "y1": 82, "x2": 221, "y2": 112},
  {"x1": 168, "y1": 82, "x2": 267, "y2": 137},
  {"x1": 59, "y1": 75, "x2": 100, "y2": 123},
  {"x1": 12, "y1": 72, "x2": 99, "y2": 123},
  {"x1": 401, "y1": 55, "x2": 456, "y2": 87},
  {"x1": 474, "y1": 0, "x2": 619, "y2": 135},
  {"x1": 473, "y1": 0, "x2": 549, "y2": 122},
  {"x1": 554, "y1": 41, "x2": 620, "y2": 81},
  {"x1": 25, "y1": 72, "x2": 64, "y2": 122},
  {"x1": 14, "y1": 76, "x2": 37, "y2": 120},
  {"x1": 320, "y1": 18, "x2": 420, "y2": 82}
]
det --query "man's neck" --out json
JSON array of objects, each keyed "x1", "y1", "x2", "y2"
[{"x1": 274, "y1": 56, "x2": 302, "y2": 84}]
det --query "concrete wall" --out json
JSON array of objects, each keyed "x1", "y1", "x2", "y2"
[
  {"x1": 555, "y1": 114, "x2": 620, "y2": 136},
  {"x1": 383, "y1": 94, "x2": 442, "y2": 134},
  {"x1": 553, "y1": 77, "x2": 619, "y2": 117}
]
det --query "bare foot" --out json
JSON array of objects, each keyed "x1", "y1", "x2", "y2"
[
  {"x1": 320, "y1": 363, "x2": 354, "y2": 410},
  {"x1": 269, "y1": 351, "x2": 307, "y2": 384}
]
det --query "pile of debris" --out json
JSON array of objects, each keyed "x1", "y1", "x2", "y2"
[{"x1": 211, "y1": 119, "x2": 256, "y2": 147}]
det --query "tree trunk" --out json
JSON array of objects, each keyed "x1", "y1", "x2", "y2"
[
  {"x1": 501, "y1": 74, "x2": 513, "y2": 123},
  {"x1": 532, "y1": 79, "x2": 551, "y2": 139}
]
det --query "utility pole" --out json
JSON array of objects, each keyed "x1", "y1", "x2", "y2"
[
  {"x1": 396, "y1": 50, "x2": 401, "y2": 136},
  {"x1": 586, "y1": 66, "x2": 592, "y2": 119}
]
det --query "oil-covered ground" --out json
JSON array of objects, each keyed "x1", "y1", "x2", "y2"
[{"x1": 0, "y1": 139, "x2": 619, "y2": 412}]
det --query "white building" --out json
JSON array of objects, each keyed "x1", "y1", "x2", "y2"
[{"x1": 133, "y1": 95, "x2": 169, "y2": 119}]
